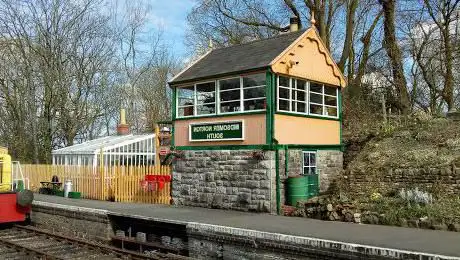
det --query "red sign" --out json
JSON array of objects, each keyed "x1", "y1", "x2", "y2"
[{"x1": 159, "y1": 148, "x2": 169, "y2": 156}]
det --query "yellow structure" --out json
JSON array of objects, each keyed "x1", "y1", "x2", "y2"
[{"x1": 0, "y1": 147, "x2": 12, "y2": 192}]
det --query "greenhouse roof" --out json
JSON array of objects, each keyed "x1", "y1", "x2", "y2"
[{"x1": 52, "y1": 134, "x2": 155, "y2": 155}]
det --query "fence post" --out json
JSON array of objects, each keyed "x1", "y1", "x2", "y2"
[{"x1": 99, "y1": 148, "x2": 104, "y2": 201}]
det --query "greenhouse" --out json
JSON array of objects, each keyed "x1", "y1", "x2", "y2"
[{"x1": 52, "y1": 134, "x2": 156, "y2": 168}]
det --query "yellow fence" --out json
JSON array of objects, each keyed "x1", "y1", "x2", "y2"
[{"x1": 21, "y1": 164, "x2": 172, "y2": 204}]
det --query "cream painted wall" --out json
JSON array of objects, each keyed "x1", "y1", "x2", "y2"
[{"x1": 274, "y1": 114, "x2": 340, "y2": 145}]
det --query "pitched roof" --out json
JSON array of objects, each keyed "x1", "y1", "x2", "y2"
[
  {"x1": 52, "y1": 134, "x2": 155, "y2": 155},
  {"x1": 169, "y1": 30, "x2": 306, "y2": 85}
]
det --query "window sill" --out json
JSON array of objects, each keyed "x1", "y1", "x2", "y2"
[
  {"x1": 275, "y1": 111, "x2": 340, "y2": 121},
  {"x1": 174, "y1": 110, "x2": 266, "y2": 121}
]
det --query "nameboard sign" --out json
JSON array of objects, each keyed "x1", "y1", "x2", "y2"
[{"x1": 189, "y1": 121, "x2": 244, "y2": 142}]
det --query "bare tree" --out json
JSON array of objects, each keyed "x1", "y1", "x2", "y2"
[
  {"x1": 379, "y1": 0, "x2": 411, "y2": 114},
  {"x1": 423, "y1": 0, "x2": 460, "y2": 111}
]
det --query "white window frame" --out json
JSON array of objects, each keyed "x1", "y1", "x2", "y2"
[
  {"x1": 195, "y1": 81, "x2": 217, "y2": 116},
  {"x1": 176, "y1": 73, "x2": 267, "y2": 118},
  {"x1": 292, "y1": 79, "x2": 308, "y2": 114},
  {"x1": 218, "y1": 76, "x2": 243, "y2": 114},
  {"x1": 302, "y1": 151, "x2": 317, "y2": 175},
  {"x1": 309, "y1": 83, "x2": 339, "y2": 119},
  {"x1": 277, "y1": 76, "x2": 291, "y2": 112},
  {"x1": 242, "y1": 75, "x2": 266, "y2": 112},
  {"x1": 276, "y1": 76, "x2": 339, "y2": 119},
  {"x1": 176, "y1": 85, "x2": 195, "y2": 118}
]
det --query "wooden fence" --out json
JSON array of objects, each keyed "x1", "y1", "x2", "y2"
[{"x1": 21, "y1": 164, "x2": 172, "y2": 204}]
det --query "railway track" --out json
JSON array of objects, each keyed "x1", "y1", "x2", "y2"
[{"x1": 0, "y1": 225, "x2": 187, "y2": 260}]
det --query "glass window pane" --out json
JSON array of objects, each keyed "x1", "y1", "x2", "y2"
[
  {"x1": 303, "y1": 153, "x2": 309, "y2": 167},
  {"x1": 309, "y1": 153, "x2": 316, "y2": 166},
  {"x1": 326, "y1": 107, "x2": 337, "y2": 117},
  {"x1": 324, "y1": 86, "x2": 337, "y2": 96},
  {"x1": 296, "y1": 80, "x2": 306, "y2": 90},
  {"x1": 310, "y1": 82, "x2": 322, "y2": 93},
  {"x1": 196, "y1": 82, "x2": 215, "y2": 92},
  {"x1": 219, "y1": 78, "x2": 240, "y2": 91},
  {"x1": 244, "y1": 99, "x2": 265, "y2": 111},
  {"x1": 295, "y1": 90, "x2": 306, "y2": 101},
  {"x1": 220, "y1": 101, "x2": 241, "y2": 113},
  {"x1": 279, "y1": 99, "x2": 289, "y2": 111},
  {"x1": 197, "y1": 92, "x2": 215, "y2": 104},
  {"x1": 309, "y1": 167, "x2": 317, "y2": 175},
  {"x1": 220, "y1": 89, "x2": 240, "y2": 102},
  {"x1": 244, "y1": 87, "x2": 265, "y2": 99},
  {"x1": 178, "y1": 106, "x2": 194, "y2": 117},
  {"x1": 178, "y1": 86, "x2": 194, "y2": 97},
  {"x1": 310, "y1": 93, "x2": 322, "y2": 104},
  {"x1": 297, "y1": 102, "x2": 306, "y2": 113},
  {"x1": 197, "y1": 104, "x2": 215, "y2": 115},
  {"x1": 310, "y1": 104, "x2": 323, "y2": 115},
  {"x1": 325, "y1": 96, "x2": 337, "y2": 106},
  {"x1": 278, "y1": 76, "x2": 289, "y2": 87},
  {"x1": 178, "y1": 97, "x2": 194, "y2": 106},
  {"x1": 243, "y1": 73, "x2": 265, "y2": 88},
  {"x1": 279, "y1": 87, "x2": 289, "y2": 99}
]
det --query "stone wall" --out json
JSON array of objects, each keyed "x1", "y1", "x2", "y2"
[
  {"x1": 31, "y1": 202, "x2": 113, "y2": 242},
  {"x1": 317, "y1": 150, "x2": 344, "y2": 193},
  {"x1": 344, "y1": 164, "x2": 460, "y2": 195},
  {"x1": 173, "y1": 149, "x2": 343, "y2": 212},
  {"x1": 173, "y1": 150, "x2": 276, "y2": 213},
  {"x1": 186, "y1": 222, "x2": 447, "y2": 260}
]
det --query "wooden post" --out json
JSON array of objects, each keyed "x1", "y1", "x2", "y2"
[
  {"x1": 381, "y1": 93, "x2": 387, "y2": 124},
  {"x1": 99, "y1": 148, "x2": 104, "y2": 201},
  {"x1": 155, "y1": 124, "x2": 160, "y2": 166}
]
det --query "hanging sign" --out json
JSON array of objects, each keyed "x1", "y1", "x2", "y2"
[{"x1": 189, "y1": 120, "x2": 244, "y2": 142}]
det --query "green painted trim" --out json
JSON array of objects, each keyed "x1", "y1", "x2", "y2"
[
  {"x1": 270, "y1": 72, "x2": 276, "y2": 147},
  {"x1": 173, "y1": 144, "x2": 342, "y2": 151},
  {"x1": 338, "y1": 90, "x2": 343, "y2": 151},
  {"x1": 174, "y1": 111, "x2": 266, "y2": 121},
  {"x1": 174, "y1": 145, "x2": 272, "y2": 151},
  {"x1": 157, "y1": 120, "x2": 172, "y2": 124},
  {"x1": 284, "y1": 145, "x2": 289, "y2": 177},
  {"x1": 275, "y1": 111, "x2": 341, "y2": 121},
  {"x1": 282, "y1": 144, "x2": 342, "y2": 150},
  {"x1": 265, "y1": 70, "x2": 272, "y2": 145},
  {"x1": 275, "y1": 146, "x2": 281, "y2": 215},
  {"x1": 169, "y1": 67, "x2": 268, "y2": 86},
  {"x1": 171, "y1": 87, "x2": 177, "y2": 147}
]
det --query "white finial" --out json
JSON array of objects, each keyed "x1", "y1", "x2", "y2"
[
  {"x1": 208, "y1": 38, "x2": 214, "y2": 49},
  {"x1": 311, "y1": 10, "x2": 316, "y2": 28}
]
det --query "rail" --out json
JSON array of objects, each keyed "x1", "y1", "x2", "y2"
[{"x1": 0, "y1": 225, "x2": 186, "y2": 260}]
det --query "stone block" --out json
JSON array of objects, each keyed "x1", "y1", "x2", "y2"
[
  {"x1": 238, "y1": 193, "x2": 250, "y2": 204},
  {"x1": 204, "y1": 187, "x2": 216, "y2": 193},
  {"x1": 216, "y1": 186, "x2": 226, "y2": 194},
  {"x1": 246, "y1": 180, "x2": 260, "y2": 189},
  {"x1": 181, "y1": 186, "x2": 190, "y2": 195},
  {"x1": 205, "y1": 172, "x2": 214, "y2": 182},
  {"x1": 211, "y1": 194, "x2": 223, "y2": 208}
]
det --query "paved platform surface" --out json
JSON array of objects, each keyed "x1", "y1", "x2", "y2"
[{"x1": 34, "y1": 194, "x2": 460, "y2": 257}]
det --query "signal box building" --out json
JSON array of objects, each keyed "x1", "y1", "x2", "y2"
[{"x1": 168, "y1": 21, "x2": 346, "y2": 214}]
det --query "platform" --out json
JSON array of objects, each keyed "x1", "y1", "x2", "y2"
[{"x1": 33, "y1": 194, "x2": 460, "y2": 258}]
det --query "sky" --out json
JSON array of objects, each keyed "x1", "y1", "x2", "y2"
[{"x1": 144, "y1": 0, "x2": 196, "y2": 59}]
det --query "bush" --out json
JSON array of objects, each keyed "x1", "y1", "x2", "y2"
[{"x1": 399, "y1": 187, "x2": 433, "y2": 205}]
